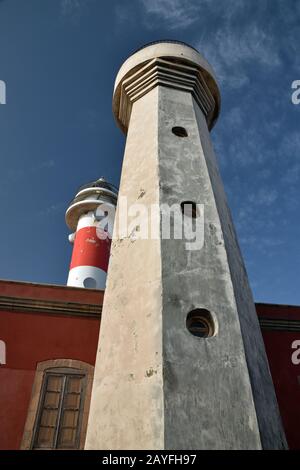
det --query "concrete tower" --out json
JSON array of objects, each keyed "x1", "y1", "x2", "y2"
[
  {"x1": 66, "y1": 177, "x2": 117, "y2": 289},
  {"x1": 85, "y1": 41, "x2": 287, "y2": 449}
]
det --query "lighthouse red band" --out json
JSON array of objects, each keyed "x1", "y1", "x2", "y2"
[
  {"x1": 65, "y1": 178, "x2": 118, "y2": 290},
  {"x1": 70, "y1": 227, "x2": 110, "y2": 272}
]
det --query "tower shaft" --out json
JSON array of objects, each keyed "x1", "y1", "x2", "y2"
[{"x1": 85, "y1": 42, "x2": 286, "y2": 449}]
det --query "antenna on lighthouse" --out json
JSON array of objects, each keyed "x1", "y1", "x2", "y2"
[{"x1": 65, "y1": 178, "x2": 118, "y2": 289}]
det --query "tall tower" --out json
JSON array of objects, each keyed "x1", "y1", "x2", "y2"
[
  {"x1": 85, "y1": 41, "x2": 286, "y2": 449},
  {"x1": 66, "y1": 177, "x2": 117, "y2": 289}
]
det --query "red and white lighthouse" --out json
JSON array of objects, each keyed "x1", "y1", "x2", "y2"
[{"x1": 65, "y1": 178, "x2": 118, "y2": 289}]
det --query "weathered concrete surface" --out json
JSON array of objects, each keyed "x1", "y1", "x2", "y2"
[
  {"x1": 193, "y1": 101, "x2": 287, "y2": 449},
  {"x1": 158, "y1": 86, "x2": 286, "y2": 449},
  {"x1": 85, "y1": 87, "x2": 165, "y2": 450},
  {"x1": 85, "y1": 41, "x2": 287, "y2": 450}
]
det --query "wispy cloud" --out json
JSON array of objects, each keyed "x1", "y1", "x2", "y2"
[
  {"x1": 6, "y1": 159, "x2": 55, "y2": 183},
  {"x1": 281, "y1": 163, "x2": 300, "y2": 185},
  {"x1": 139, "y1": 0, "x2": 282, "y2": 87},
  {"x1": 140, "y1": 0, "x2": 201, "y2": 29},
  {"x1": 248, "y1": 188, "x2": 278, "y2": 206},
  {"x1": 139, "y1": 0, "x2": 245, "y2": 31},
  {"x1": 115, "y1": 3, "x2": 134, "y2": 26},
  {"x1": 279, "y1": 132, "x2": 300, "y2": 160},
  {"x1": 37, "y1": 202, "x2": 65, "y2": 217},
  {"x1": 60, "y1": 0, "x2": 93, "y2": 23},
  {"x1": 71, "y1": 109, "x2": 101, "y2": 132},
  {"x1": 214, "y1": 110, "x2": 273, "y2": 169},
  {"x1": 239, "y1": 234, "x2": 284, "y2": 255},
  {"x1": 221, "y1": 107, "x2": 244, "y2": 129},
  {"x1": 199, "y1": 24, "x2": 281, "y2": 87},
  {"x1": 221, "y1": 25, "x2": 280, "y2": 68}
]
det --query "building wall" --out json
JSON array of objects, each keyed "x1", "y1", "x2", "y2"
[
  {"x1": 257, "y1": 303, "x2": 300, "y2": 450},
  {"x1": 0, "y1": 280, "x2": 101, "y2": 450}
]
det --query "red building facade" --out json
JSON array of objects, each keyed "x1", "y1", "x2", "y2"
[
  {"x1": 0, "y1": 280, "x2": 102, "y2": 450},
  {"x1": 0, "y1": 279, "x2": 299, "y2": 449},
  {"x1": 258, "y1": 303, "x2": 300, "y2": 450}
]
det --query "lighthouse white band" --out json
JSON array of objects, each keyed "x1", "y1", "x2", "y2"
[
  {"x1": 67, "y1": 265, "x2": 107, "y2": 290},
  {"x1": 77, "y1": 210, "x2": 115, "y2": 236},
  {"x1": 77, "y1": 212, "x2": 99, "y2": 230}
]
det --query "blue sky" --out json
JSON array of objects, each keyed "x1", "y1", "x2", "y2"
[{"x1": 0, "y1": 0, "x2": 299, "y2": 304}]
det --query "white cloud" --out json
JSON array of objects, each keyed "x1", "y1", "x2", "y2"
[
  {"x1": 227, "y1": 128, "x2": 269, "y2": 167},
  {"x1": 139, "y1": 0, "x2": 246, "y2": 30},
  {"x1": 279, "y1": 132, "x2": 300, "y2": 160},
  {"x1": 61, "y1": 0, "x2": 81, "y2": 17},
  {"x1": 222, "y1": 107, "x2": 244, "y2": 128},
  {"x1": 239, "y1": 234, "x2": 284, "y2": 255},
  {"x1": 197, "y1": 23, "x2": 281, "y2": 90},
  {"x1": 281, "y1": 163, "x2": 300, "y2": 185},
  {"x1": 140, "y1": 0, "x2": 201, "y2": 29},
  {"x1": 222, "y1": 26, "x2": 280, "y2": 67},
  {"x1": 248, "y1": 188, "x2": 278, "y2": 206},
  {"x1": 38, "y1": 202, "x2": 65, "y2": 217},
  {"x1": 6, "y1": 160, "x2": 55, "y2": 183},
  {"x1": 258, "y1": 168, "x2": 271, "y2": 180},
  {"x1": 115, "y1": 3, "x2": 135, "y2": 26},
  {"x1": 138, "y1": 0, "x2": 282, "y2": 89},
  {"x1": 60, "y1": 0, "x2": 93, "y2": 23}
]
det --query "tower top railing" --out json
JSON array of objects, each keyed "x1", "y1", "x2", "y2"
[
  {"x1": 132, "y1": 40, "x2": 200, "y2": 55},
  {"x1": 66, "y1": 178, "x2": 118, "y2": 231},
  {"x1": 76, "y1": 178, "x2": 118, "y2": 195}
]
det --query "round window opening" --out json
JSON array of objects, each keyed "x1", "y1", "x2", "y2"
[
  {"x1": 180, "y1": 201, "x2": 199, "y2": 219},
  {"x1": 172, "y1": 126, "x2": 188, "y2": 138},
  {"x1": 83, "y1": 277, "x2": 97, "y2": 289},
  {"x1": 186, "y1": 309, "x2": 215, "y2": 338}
]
